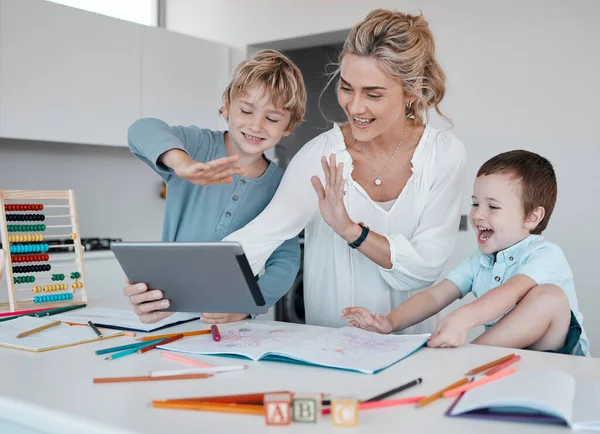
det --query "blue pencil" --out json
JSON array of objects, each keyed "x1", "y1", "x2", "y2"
[
  {"x1": 105, "y1": 338, "x2": 167, "y2": 360},
  {"x1": 96, "y1": 338, "x2": 165, "y2": 355}
]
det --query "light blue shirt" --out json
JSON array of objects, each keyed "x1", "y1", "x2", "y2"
[
  {"x1": 447, "y1": 234, "x2": 589, "y2": 356},
  {"x1": 127, "y1": 117, "x2": 301, "y2": 308}
]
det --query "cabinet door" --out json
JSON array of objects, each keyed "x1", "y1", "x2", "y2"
[
  {"x1": 0, "y1": 0, "x2": 142, "y2": 146},
  {"x1": 141, "y1": 26, "x2": 230, "y2": 130}
]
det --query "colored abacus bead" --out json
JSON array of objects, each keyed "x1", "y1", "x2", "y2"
[
  {"x1": 34, "y1": 293, "x2": 73, "y2": 303},
  {"x1": 72, "y1": 281, "x2": 83, "y2": 289},
  {"x1": 70, "y1": 272, "x2": 81, "y2": 279}
]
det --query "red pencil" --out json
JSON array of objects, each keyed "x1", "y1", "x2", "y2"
[
  {"x1": 0, "y1": 307, "x2": 53, "y2": 318},
  {"x1": 322, "y1": 396, "x2": 425, "y2": 415},
  {"x1": 138, "y1": 333, "x2": 184, "y2": 354}
]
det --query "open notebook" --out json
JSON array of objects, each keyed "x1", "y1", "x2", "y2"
[
  {"x1": 159, "y1": 322, "x2": 429, "y2": 374},
  {"x1": 447, "y1": 370, "x2": 600, "y2": 430},
  {"x1": 0, "y1": 317, "x2": 122, "y2": 352},
  {"x1": 52, "y1": 307, "x2": 200, "y2": 332}
]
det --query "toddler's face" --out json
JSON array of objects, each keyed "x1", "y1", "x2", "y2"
[{"x1": 470, "y1": 173, "x2": 532, "y2": 254}]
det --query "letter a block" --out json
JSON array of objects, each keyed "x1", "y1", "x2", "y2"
[
  {"x1": 292, "y1": 393, "x2": 321, "y2": 423},
  {"x1": 264, "y1": 393, "x2": 292, "y2": 426},
  {"x1": 331, "y1": 399, "x2": 359, "y2": 427}
]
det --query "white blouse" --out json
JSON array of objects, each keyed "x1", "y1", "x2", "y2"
[{"x1": 225, "y1": 123, "x2": 466, "y2": 332}]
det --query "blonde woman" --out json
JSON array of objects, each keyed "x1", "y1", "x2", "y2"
[{"x1": 225, "y1": 9, "x2": 466, "y2": 333}]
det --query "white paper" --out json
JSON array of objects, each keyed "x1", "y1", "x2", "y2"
[
  {"x1": 52, "y1": 307, "x2": 200, "y2": 332},
  {"x1": 572, "y1": 381, "x2": 600, "y2": 431},
  {"x1": 160, "y1": 322, "x2": 429, "y2": 374},
  {"x1": 450, "y1": 370, "x2": 575, "y2": 423},
  {"x1": 0, "y1": 316, "x2": 121, "y2": 351}
]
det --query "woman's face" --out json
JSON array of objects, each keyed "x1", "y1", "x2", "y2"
[{"x1": 337, "y1": 54, "x2": 409, "y2": 143}]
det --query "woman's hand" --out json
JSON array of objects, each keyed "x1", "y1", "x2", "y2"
[{"x1": 311, "y1": 154, "x2": 355, "y2": 238}]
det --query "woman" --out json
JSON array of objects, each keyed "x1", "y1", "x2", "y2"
[{"x1": 224, "y1": 9, "x2": 466, "y2": 333}]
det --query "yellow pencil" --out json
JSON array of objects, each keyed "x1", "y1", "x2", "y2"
[
  {"x1": 137, "y1": 329, "x2": 211, "y2": 341},
  {"x1": 16, "y1": 320, "x2": 62, "y2": 338}
]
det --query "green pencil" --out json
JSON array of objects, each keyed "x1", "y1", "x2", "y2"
[
  {"x1": 32, "y1": 303, "x2": 87, "y2": 317},
  {"x1": 105, "y1": 338, "x2": 168, "y2": 360},
  {"x1": 96, "y1": 338, "x2": 165, "y2": 355}
]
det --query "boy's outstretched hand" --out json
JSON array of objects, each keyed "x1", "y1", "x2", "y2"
[
  {"x1": 426, "y1": 311, "x2": 470, "y2": 348},
  {"x1": 174, "y1": 154, "x2": 245, "y2": 186},
  {"x1": 341, "y1": 307, "x2": 394, "y2": 334}
]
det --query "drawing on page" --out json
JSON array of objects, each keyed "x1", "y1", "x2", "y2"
[
  {"x1": 319, "y1": 330, "x2": 406, "y2": 356},
  {"x1": 218, "y1": 325, "x2": 300, "y2": 348}
]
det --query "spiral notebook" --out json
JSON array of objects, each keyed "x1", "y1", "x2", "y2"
[
  {"x1": 0, "y1": 316, "x2": 123, "y2": 352},
  {"x1": 446, "y1": 370, "x2": 600, "y2": 430},
  {"x1": 160, "y1": 322, "x2": 429, "y2": 374}
]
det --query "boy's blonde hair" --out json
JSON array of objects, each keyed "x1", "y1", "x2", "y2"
[{"x1": 221, "y1": 49, "x2": 306, "y2": 131}]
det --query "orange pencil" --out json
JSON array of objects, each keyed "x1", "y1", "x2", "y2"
[
  {"x1": 485, "y1": 355, "x2": 521, "y2": 376},
  {"x1": 152, "y1": 400, "x2": 264, "y2": 416},
  {"x1": 443, "y1": 367, "x2": 517, "y2": 398},
  {"x1": 163, "y1": 391, "x2": 291, "y2": 404},
  {"x1": 465, "y1": 353, "x2": 517, "y2": 375},
  {"x1": 64, "y1": 322, "x2": 136, "y2": 336},
  {"x1": 138, "y1": 333, "x2": 183, "y2": 354},
  {"x1": 137, "y1": 329, "x2": 211, "y2": 341},
  {"x1": 93, "y1": 373, "x2": 212, "y2": 384},
  {"x1": 416, "y1": 378, "x2": 469, "y2": 408}
]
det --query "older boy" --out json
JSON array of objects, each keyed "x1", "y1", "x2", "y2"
[{"x1": 124, "y1": 49, "x2": 307, "y2": 324}]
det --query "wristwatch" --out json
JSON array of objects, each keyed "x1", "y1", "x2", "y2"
[{"x1": 347, "y1": 222, "x2": 370, "y2": 249}]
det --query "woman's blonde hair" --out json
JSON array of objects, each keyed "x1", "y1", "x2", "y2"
[
  {"x1": 334, "y1": 9, "x2": 447, "y2": 126},
  {"x1": 221, "y1": 49, "x2": 306, "y2": 131}
]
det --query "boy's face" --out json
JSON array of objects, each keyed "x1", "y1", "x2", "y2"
[
  {"x1": 470, "y1": 173, "x2": 541, "y2": 254},
  {"x1": 221, "y1": 83, "x2": 292, "y2": 157}
]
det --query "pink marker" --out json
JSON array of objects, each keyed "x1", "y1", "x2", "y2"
[
  {"x1": 211, "y1": 324, "x2": 221, "y2": 342},
  {"x1": 161, "y1": 352, "x2": 214, "y2": 368}
]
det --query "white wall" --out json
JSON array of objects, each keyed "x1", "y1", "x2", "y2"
[
  {"x1": 0, "y1": 139, "x2": 165, "y2": 240},
  {"x1": 167, "y1": 0, "x2": 600, "y2": 355}
]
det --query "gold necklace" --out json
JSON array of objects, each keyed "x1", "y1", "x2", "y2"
[{"x1": 361, "y1": 125, "x2": 408, "y2": 186}]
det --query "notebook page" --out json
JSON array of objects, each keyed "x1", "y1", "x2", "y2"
[
  {"x1": 572, "y1": 381, "x2": 600, "y2": 430},
  {"x1": 160, "y1": 322, "x2": 321, "y2": 360},
  {"x1": 266, "y1": 327, "x2": 429, "y2": 374},
  {"x1": 0, "y1": 316, "x2": 121, "y2": 351},
  {"x1": 52, "y1": 307, "x2": 199, "y2": 332},
  {"x1": 450, "y1": 370, "x2": 575, "y2": 422}
]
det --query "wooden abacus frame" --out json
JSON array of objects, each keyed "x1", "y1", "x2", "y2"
[{"x1": 0, "y1": 190, "x2": 88, "y2": 312}]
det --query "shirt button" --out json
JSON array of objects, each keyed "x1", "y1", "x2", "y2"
[
  {"x1": 225, "y1": 212, "x2": 231, "y2": 218},
  {"x1": 494, "y1": 276, "x2": 501, "y2": 282},
  {"x1": 232, "y1": 195, "x2": 239, "y2": 201},
  {"x1": 239, "y1": 179, "x2": 246, "y2": 185},
  {"x1": 509, "y1": 256, "x2": 514, "y2": 261}
]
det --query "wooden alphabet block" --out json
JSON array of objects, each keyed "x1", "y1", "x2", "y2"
[
  {"x1": 264, "y1": 392, "x2": 292, "y2": 425},
  {"x1": 331, "y1": 398, "x2": 359, "y2": 427},
  {"x1": 292, "y1": 393, "x2": 321, "y2": 423}
]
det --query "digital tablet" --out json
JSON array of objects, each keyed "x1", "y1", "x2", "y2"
[{"x1": 110, "y1": 242, "x2": 267, "y2": 315}]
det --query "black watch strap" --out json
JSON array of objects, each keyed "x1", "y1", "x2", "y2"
[{"x1": 348, "y1": 222, "x2": 369, "y2": 249}]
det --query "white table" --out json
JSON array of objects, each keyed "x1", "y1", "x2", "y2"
[{"x1": 0, "y1": 317, "x2": 599, "y2": 434}]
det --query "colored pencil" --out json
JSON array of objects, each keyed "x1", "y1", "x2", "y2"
[
  {"x1": 95, "y1": 338, "x2": 165, "y2": 355},
  {"x1": 16, "y1": 320, "x2": 62, "y2": 338},
  {"x1": 150, "y1": 365, "x2": 247, "y2": 377},
  {"x1": 88, "y1": 320, "x2": 103, "y2": 337},
  {"x1": 322, "y1": 396, "x2": 425, "y2": 415},
  {"x1": 64, "y1": 322, "x2": 136, "y2": 337},
  {"x1": 416, "y1": 377, "x2": 469, "y2": 408},
  {"x1": 160, "y1": 351, "x2": 214, "y2": 368},
  {"x1": 443, "y1": 367, "x2": 517, "y2": 398},
  {"x1": 364, "y1": 378, "x2": 422, "y2": 402},
  {"x1": 93, "y1": 373, "x2": 212, "y2": 384},
  {"x1": 211, "y1": 324, "x2": 221, "y2": 341},
  {"x1": 163, "y1": 391, "x2": 291, "y2": 404},
  {"x1": 32, "y1": 304, "x2": 87, "y2": 317},
  {"x1": 152, "y1": 400, "x2": 264, "y2": 415},
  {"x1": 0, "y1": 307, "x2": 53, "y2": 318},
  {"x1": 136, "y1": 329, "x2": 211, "y2": 342},
  {"x1": 138, "y1": 334, "x2": 183, "y2": 354},
  {"x1": 105, "y1": 339, "x2": 167, "y2": 360},
  {"x1": 484, "y1": 355, "x2": 521, "y2": 376},
  {"x1": 465, "y1": 353, "x2": 517, "y2": 375}
]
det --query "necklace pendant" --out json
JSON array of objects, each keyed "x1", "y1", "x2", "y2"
[{"x1": 374, "y1": 178, "x2": 382, "y2": 186}]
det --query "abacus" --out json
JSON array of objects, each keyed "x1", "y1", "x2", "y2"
[{"x1": 0, "y1": 190, "x2": 87, "y2": 312}]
